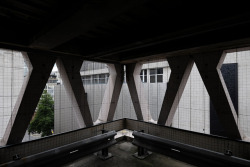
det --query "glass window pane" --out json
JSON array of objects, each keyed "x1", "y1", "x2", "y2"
[
  {"x1": 144, "y1": 70, "x2": 147, "y2": 75},
  {"x1": 99, "y1": 74, "x2": 105, "y2": 79},
  {"x1": 93, "y1": 75, "x2": 98, "y2": 79},
  {"x1": 150, "y1": 69, "x2": 156, "y2": 75},
  {"x1": 85, "y1": 80, "x2": 91, "y2": 84},
  {"x1": 157, "y1": 75, "x2": 163, "y2": 82},
  {"x1": 140, "y1": 76, "x2": 143, "y2": 82},
  {"x1": 99, "y1": 79, "x2": 105, "y2": 84},
  {"x1": 140, "y1": 70, "x2": 143, "y2": 75},
  {"x1": 150, "y1": 76, "x2": 155, "y2": 83},
  {"x1": 157, "y1": 68, "x2": 163, "y2": 74},
  {"x1": 144, "y1": 76, "x2": 147, "y2": 82},
  {"x1": 93, "y1": 79, "x2": 98, "y2": 84}
]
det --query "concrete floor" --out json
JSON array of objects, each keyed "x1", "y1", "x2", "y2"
[{"x1": 62, "y1": 141, "x2": 195, "y2": 167}]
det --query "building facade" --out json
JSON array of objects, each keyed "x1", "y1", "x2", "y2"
[
  {"x1": 54, "y1": 48, "x2": 250, "y2": 141},
  {"x1": 0, "y1": 50, "x2": 25, "y2": 140}
]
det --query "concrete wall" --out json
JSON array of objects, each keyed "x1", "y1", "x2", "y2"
[
  {"x1": 54, "y1": 85, "x2": 82, "y2": 134},
  {"x1": 0, "y1": 49, "x2": 249, "y2": 142},
  {"x1": 53, "y1": 64, "x2": 209, "y2": 135},
  {"x1": 0, "y1": 50, "x2": 24, "y2": 140},
  {"x1": 172, "y1": 63, "x2": 210, "y2": 134},
  {"x1": 54, "y1": 49, "x2": 250, "y2": 141},
  {"x1": 224, "y1": 50, "x2": 250, "y2": 140},
  {"x1": 172, "y1": 51, "x2": 250, "y2": 139}
]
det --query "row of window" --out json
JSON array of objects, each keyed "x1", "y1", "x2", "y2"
[
  {"x1": 47, "y1": 79, "x2": 58, "y2": 83},
  {"x1": 81, "y1": 68, "x2": 164, "y2": 85},
  {"x1": 140, "y1": 68, "x2": 163, "y2": 83},
  {"x1": 82, "y1": 73, "x2": 109, "y2": 85}
]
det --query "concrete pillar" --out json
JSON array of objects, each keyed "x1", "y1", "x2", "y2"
[
  {"x1": 126, "y1": 63, "x2": 153, "y2": 122},
  {"x1": 95, "y1": 64, "x2": 123, "y2": 124},
  {"x1": 193, "y1": 51, "x2": 242, "y2": 140},
  {"x1": 1, "y1": 52, "x2": 56, "y2": 145},
  {"x1": 57, "y1": 57, "x2": 93, "y2": 127},
  {"x1": 158, "y1": 55, "x2": 194, "y2": 126}
]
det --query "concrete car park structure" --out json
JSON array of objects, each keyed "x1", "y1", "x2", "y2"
[{"x1": 1, "y1": 1, "x2": 250, "y2": 166}]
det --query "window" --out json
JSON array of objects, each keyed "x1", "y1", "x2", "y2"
[
  {"x1": 82, "y1": 76, "x2": 91, "y2": 85},
  {"x1": 150, "y1": 68, "x2": 163, "y2": 83},
  {"x1": 82, "y1": 74, "x2": 109, "y2": 85},
  {"x1": 105, "y1": 73, "x2": 109, "y2": 83},
  {"x1": 93, "y1": 74, "x2": 99, "y2": 84},
  {"x1": 48, "y1": 79, "x2": 57, "y2": 83},
  {"x1": 150, "y1": 69, "x2": 156, "y2": 83},
  {"x1": 140, "y1": 69, "x2": 147, "y2": 83},
  {"x1": 157, "y1": 68, "x2": 163, "y2": 82},
  {"x1": 99, "y1": 74, "x2": 106, "y2": 84}
]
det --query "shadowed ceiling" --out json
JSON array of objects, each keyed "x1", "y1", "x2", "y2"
[{"x1": 1, "y1": 0, "x2": 250, "y2": 63}]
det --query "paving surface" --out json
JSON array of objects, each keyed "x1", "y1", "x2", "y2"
[{"x1": 62, "y1": 141, "x2": 195, "y2": 167}]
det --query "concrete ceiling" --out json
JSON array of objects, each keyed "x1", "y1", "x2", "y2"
[{"x1": 1, "y1": 0, "x2": 250, "y2": 64}]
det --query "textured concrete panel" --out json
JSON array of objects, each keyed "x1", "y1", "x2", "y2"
[
  {"x1": 210, "y1": 63, "x2": 238, "y2": 137},
  {"x1": 95, "y1": 64, "x2": 123, "y2": 124},
  {"x1": 2, "y1": 53, "x2": 56, "y2": 145},
  {"x1": 57, "y1": 57, "x2": 93, "y2": 127},
  {"x1": 193, "y1": 51, "x2": 242, "y2": 140},
  {"x1": 126, "y1": 63, "x2": 152, "y2": 122},
  {"x1": 158, "y1": 55, "x2": 194, "y2": 126}
]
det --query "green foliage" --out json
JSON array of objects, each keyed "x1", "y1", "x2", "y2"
[{"x1": 28, "y1": 90, "x2": 54, "y2": 137}]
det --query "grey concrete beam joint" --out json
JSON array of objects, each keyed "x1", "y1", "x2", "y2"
[
  {"x1": 95, "y1": 64, "x2": 123, "y2": 124},
  {"x1": 193, "y1": 51, "x2": 242, "y2": 140},
  {"x1": 57, "y1": 57, "x2": 93, "y2": 127},
  {"x1": 158, "y1": 55, "x2": 194, "y2": 126},
  {"x1": 2, "y1": 52, "x2": 57, "y2": 145},
  {"x1": 126, "y1": 63, "x2": 154, "y2": 122}
]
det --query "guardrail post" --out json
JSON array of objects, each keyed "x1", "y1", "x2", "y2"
[
  {"x1": 133, "y1": 130, "x2": 152, "y2": 159},
  {"x1": 96, "y1": 129, "x2": 113, "y2": 160}
]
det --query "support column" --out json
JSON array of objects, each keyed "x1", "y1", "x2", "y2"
[
  {"x1": 193, "y1": 51, "x2": 242, "y2": 140},
  {"x1": 158, "y1": 55, "x2": 194, "y2": 126},
  {"x1": 2, "y1": 52, "x2": 56, "y2": 145},
  {"x1": 57, "y1": 57, "x2": 93, "y2": 127},
  {"x1": 95, "y1": 64, "x2": 123, "y2": 124},
  {"x1": 126, "y1": 63, "x2": 153, "y2": 122}
]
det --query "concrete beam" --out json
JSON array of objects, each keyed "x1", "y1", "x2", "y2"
[
  {"x1": 158, "y1": 55, "x2": 194, "y2": 126},
  {"x1": 1, "y1": 53, "x2": 56, "y2": 145},
  {"x1": 193, "y1": 51, "x2": 242, "y2": 140},
  {"x1": 57, "y1": 57, "x2": 93, "y2": 127},
  {"x1": 30, "y1": 0, "x2": 148, "y2": 49},
  {"x1": 126, "y1": 63, "x2": 153, "y2": 122},
  {"x1": 95, "y1": 64, "x2": 123, "y2": 124}
]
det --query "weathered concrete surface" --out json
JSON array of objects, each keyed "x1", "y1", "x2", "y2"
[
  {"x1": 193, "y1": 51, "x2": 242, "y2": 140},
  {"x1": 95, "y1": 64, "x2": 123, "y2": 124},
  {"x1": 158, "y1": 55, "x2": 194, "y2": 126},
  {"x1": 57, "y1": 57, "x2": 93, "y2": 127},
  {"x1": 126, "y1": 63, "x2": 153, "y2": 122},
  {"x1": 2, "y1": 53, "x2": 56, "y2": 145}
]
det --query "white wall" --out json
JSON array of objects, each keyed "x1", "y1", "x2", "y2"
[
  {"x1": 54, "y1": 49, "x2": 250, "y2": 141},
  {"x1": 172, "y1": 63, "x2": 210, "y2": 134},
  {"x1": 0, "y1": 50, "x2": 24, "y2": 140}
]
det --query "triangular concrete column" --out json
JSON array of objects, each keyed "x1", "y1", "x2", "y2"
[
  {"x1": 1, "y1": 53, "x2": 56, "y2": 145},
  {"x1": 57, "y1": 57, "x2": 93, "y2": 127},
  {"x1": 158, "y1": 55, "x2": 194, "y2": 126},
  {"x1": 193, "y1": 51, "x2": 242, "y2": 140},
  {"x1": 126, "y1": 63, "x2": 153, "y2": 122},
  {"x1": 95, "y1": 64, "x2": 123, "y2": 124}
]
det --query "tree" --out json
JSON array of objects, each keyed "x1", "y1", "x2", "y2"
[{"x1": 28, "y1": 90, "x2": 54, "y2": 137}]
